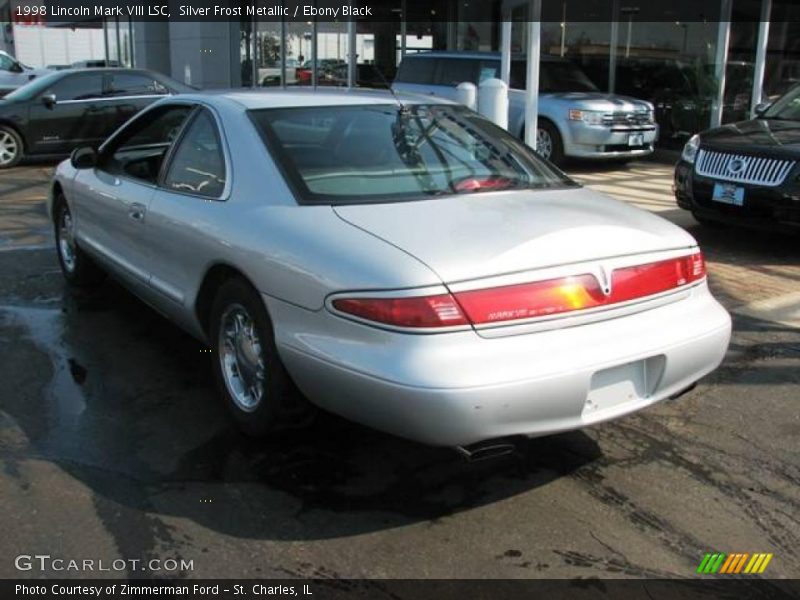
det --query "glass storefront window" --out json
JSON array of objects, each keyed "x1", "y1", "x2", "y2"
[
  {"x1": 255, "y1": 21, "x2": 285, "y2": 87},
  {"x1": 240, "y1": 15, "x2": 254, "y2": 87}
]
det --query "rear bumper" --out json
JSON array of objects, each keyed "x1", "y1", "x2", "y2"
[
  {"x1": 269, "y1": 283, "x2": 731, "y2": 447},
  {"x1": 564, "y1": 121, "x2": 658, "y2": 159}
]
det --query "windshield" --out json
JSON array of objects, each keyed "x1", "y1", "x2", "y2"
[
  {"x1": 510, "y1": 61, "x2": 599, "y2": 93},
  {"x1": 763, "y1": 84, "x2": 800, "y2": 121},
  {"x1": 4, "y1": 71, "x2": 64, "y2": 101},
  {"x1": 250, "y1": 104, "x2": 575, "y2": 205}
]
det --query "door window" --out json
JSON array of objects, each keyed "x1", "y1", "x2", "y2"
[
  {"x1": 163, "y1": 110, "x2": 226, "y2": 198},
  {"x1": 106, "y1": 73, "x2": 168, "y2": 97},
  {"x1": 46, "y1": 73, "x2": 104, "y2": 101},
  {"x1": 434, "y1": 58, "x2": 478, "y2": 86},
  {"x1": 99, "y1": 104, "x2": 193, "y2": 184}
]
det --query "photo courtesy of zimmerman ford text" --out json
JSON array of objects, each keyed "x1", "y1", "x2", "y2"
[{"x1": 0, "y1": 0, "x2": 799, "y2": 599}]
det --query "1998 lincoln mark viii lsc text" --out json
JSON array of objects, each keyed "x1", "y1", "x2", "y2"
[{"x1": 48, "y1": 89, "x2": 731, "y2": 450}]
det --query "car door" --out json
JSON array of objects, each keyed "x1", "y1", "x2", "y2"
[
  {"x1": 27, "y1": 72, "x2": 105, "y2": 154},
  {"x1": 145, "y1": 108, "x2": 229, "y2": 314},
  {"x1": 71, "y1": 103, "x2": 194, "y2": 294},
  {"x1": 103, "y1": 71, "x2": 171, "y2": 134}
]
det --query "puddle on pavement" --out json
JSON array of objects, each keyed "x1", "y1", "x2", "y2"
[
  {"x1": 1, "y1": 304, "x2": 87, "y2": 417},
  {"x1": 0, "y1": 291, "x2": 602, "y2": 528}
]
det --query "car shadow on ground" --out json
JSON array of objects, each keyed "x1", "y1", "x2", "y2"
[{"x1": 3, "y1": 277, "x2": 603, "y2": 542}]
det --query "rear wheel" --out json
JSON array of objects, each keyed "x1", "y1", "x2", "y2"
[
  {"x1": 209, "y1": 277, "x2": 315, "y2": 436},
  {"x1": 54, "y1": 196, "x2": 105, "y2": 286},
  {"x1": 0, "y1": 125, "x2": 23, "y2": 169}
]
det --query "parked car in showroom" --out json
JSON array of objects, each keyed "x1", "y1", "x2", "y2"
[
  {"x1": 48, "y1": 89, "x2": 730, "y2": 453},
  {"x1": 0, "y1": 68, "x2": 190, "y2": 168},
  {"x1": 0, "y1": 50, "x2": 51, "y2": 97},
  {"x1": 392, "y1": 51, "x2": 657, "y2": 165},
  {"x1": 674, "y1": 83, "x2": 800, "y2": 233}
]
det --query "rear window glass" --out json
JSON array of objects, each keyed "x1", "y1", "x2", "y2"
[{"x1": 249, "y1": 104, "x2": 575, "y2": 205}]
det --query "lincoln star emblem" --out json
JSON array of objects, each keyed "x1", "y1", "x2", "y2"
[{"x1": 726, "y1": 157, "x2": 747, "y2": 175}]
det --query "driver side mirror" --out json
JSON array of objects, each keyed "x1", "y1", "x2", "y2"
[
  {"x1": 41, "y1": 93, "x2": 56, "y2": 109},
  {"x1": 70, "y1": 146, "x2": 97, "y2": 170},
  {"x1": 9, "y1": 62, "x2": 23, "y2": 74},
  {"x1": 754, "y1": 101, "x2": 772, "y2": 117}
]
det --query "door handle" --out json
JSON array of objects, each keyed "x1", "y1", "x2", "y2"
[
  {"x1": 128, "y1": 203, "x2": 146, "y2": 222},
  {"x1": 86, "y1": 105, "x2": 103, "y2": 113}
]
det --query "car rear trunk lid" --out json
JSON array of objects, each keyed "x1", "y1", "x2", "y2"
[{"x1": 333, "y1": 187, "x2": 697, "y2": 285}]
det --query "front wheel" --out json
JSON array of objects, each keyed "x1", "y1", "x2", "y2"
[
  {"x1": 54, "y1": 197, "x2": 105, "y2": 286},
  {"x1": 0, "y1": 125, "x2": 23, "y2": 169},
  {"x1": 530, "y1": 121, "x2": 565, "y2": 166},
  {"x1": 210, "y1": 278, "x2": 315, "y2": 436}
]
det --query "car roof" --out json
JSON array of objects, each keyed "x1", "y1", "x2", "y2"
[
  {"x1": 182, "y1": 88, "x2": 451, "y2": 110},
  {"x1": 54, "y1": 67, "x2": 161, "y2": 75},
  {"x1": 402, "y1": 51, "x2": 563, "y2": 62}
]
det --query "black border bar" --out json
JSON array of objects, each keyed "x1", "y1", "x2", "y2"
[
  {"x1": 4, "y1": 579, "x2": 800, "y2": 600},
  {"x1": 12, "y1": 0, "x2": 793, "y2": 23}
]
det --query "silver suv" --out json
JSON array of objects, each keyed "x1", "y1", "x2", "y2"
[{"x1": 393, "y1": 51, "x2": 657, "y2": 165}]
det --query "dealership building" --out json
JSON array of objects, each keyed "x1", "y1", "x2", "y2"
[{"x1": 1, "y1": 0, "x2": 799, "y2": 147}]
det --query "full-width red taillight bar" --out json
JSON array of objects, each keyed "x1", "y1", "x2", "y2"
[{"x1": 332, "y1": 253, "x2": 706, "y2": 329}]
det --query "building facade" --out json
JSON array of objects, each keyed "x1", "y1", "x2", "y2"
[{"x1": 1, "y1": 0, "x2": 799, "y2": 148}]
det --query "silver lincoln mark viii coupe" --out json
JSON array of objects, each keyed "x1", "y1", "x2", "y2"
[{"x1": 48, "y1": 89, "x2": 731, "y2": 453}]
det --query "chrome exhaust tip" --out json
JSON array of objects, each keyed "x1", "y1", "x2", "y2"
[{"x1": 455, "y1": 438, "x2": 518, "y2": 462}]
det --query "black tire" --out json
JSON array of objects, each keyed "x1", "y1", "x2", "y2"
[
  {"x1": 53, "y1": 195, "x2": 106, "y2": 287},
  {"x1": 209, "y1": 277, "x2": 315, "y2": 436},
  {"x1": 532, "y1": 120, "x2": 565, "y2": 166},
  {"x1": 0, "y1": 125, "x2": 24, "y2": 169}
]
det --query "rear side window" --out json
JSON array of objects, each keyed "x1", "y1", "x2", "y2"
[
  {"x1": 396, "y1": 56, "x2": 437, "y2": 85},
  {"x1": 107, "y1": 73, "x2": 168, "y2": 97},
  {"x1": 434, "y1": 58, "x2": 478, "y2": 86},
  {"x1": 48, "y1": 73, "x2": 104, "y2": 101},
  {"x1": 163, "y1": 110, "x2": 226, "y2": 198}
]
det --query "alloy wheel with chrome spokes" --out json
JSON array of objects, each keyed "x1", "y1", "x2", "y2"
[
  {"x1": 57, "y1": 206, "x2": 77, "y2": 274},
  {"x1": 532, "y1": 121, "x2": 564, "y2": 166},
  {"x1": 218, "y1": 304, "x2": 267, "y2": 412},
  {"x1": 210, "y1": 277, "x2": 315, "y2": 436},
  {"x1": 53, "y1": 194, "x2": 105, "y2": 286},
  {"x1": 536, "y1": 127, "x2": 553, "y2": 160},
  {"x1": 0, "y1": 126, "x2": 22, "y2": 168}
]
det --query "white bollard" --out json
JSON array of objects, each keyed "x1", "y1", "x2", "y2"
[
  {"x1": 454, "y1": 82, "x2": 477, "y2": 111},
  {"x1": 478, "y1": 78, "x2": 509, "y2": 130}
]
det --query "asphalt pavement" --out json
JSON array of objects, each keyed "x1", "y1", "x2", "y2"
[{"x1": 1, "y1": 160, "x2": 798, "y2": 580}]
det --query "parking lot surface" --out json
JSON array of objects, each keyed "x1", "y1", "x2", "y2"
[{"x1": 1, "y1": 160, "x2": 799, "y2": 580}]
